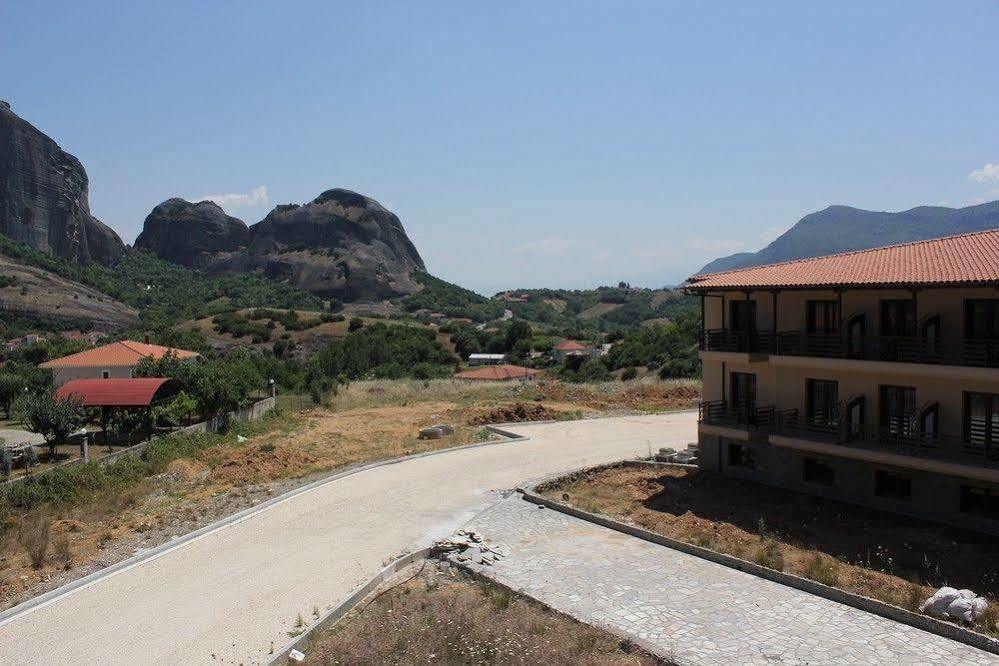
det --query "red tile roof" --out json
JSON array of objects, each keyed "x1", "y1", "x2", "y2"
[
  {"x1": 39, "y1": 340, "x2": 200, "y2": 369},
  {"x1": 686, "y1": 228, "x2": 999, "y2": 290},
  {"x1": 553, "y1": 340, "x2": 589, "y2": 351},
  {"x1": 454, "y1": 364, "x2": 543, "y2": 381},
  {"x1": 55, "y1": 378, "x2": 175, "y2": 407}
]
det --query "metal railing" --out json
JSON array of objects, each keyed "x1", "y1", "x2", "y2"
[
  {"x1": 773, "y1": 410, "x2": 998, "y2": 468},
  {"x1": 699, "y1": 400, "x2": 776, "y2": 431},
  {"x1": 700, "y1": 328, "x2": 999, "y2": 369}
]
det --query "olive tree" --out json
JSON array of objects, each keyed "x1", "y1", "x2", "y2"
[{"x1": 13, "y1": 390, "x2": 88, "y2": 459}]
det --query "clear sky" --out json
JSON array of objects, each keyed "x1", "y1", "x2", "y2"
[{"x1": 3, "y1": 1, "x2": 997, "y2": 294}]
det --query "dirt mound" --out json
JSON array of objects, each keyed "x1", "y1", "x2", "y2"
[
  {"x1": 208, "y1": 444, "x2": 316, "y2": 485},
  {"x1": 469, "y1": 403, "x2": 559, "y2": 425},
  {"x1": 536, "y1": 380, "x2": 699, "y2": 411}
]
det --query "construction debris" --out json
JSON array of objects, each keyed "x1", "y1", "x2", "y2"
[
  {"x1": 288, "y1": 648, "x2": 306, "y2": 662},
  {"x1": 655, "y1": 442, "x2": 699, "y2": 465},
  {"x1": 435, "y1": 529, "x2": 508, "y2": 566},
  {"x1": 920, "y1": 587, "x2": 989, "y2": 623}
]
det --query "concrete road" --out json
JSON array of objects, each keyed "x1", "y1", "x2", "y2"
[{"x1": 0, "y1": 412, "x2": 695, "y2": 665}]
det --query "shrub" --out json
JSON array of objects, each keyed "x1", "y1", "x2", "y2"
[
  {"x1": 620, "y1": 367, "x2": 638, "y2": 381},
  {"x1": 753, "y1": 539, "x2": 784, "y2": 571},
  {"x1": 18, "y1": 512, "x2": 51, "y2": 568},
  {"x1": 802, "y1": 553, "x2": 841, "y2": 586},
  {"x1": 348, "y1": 317, "x2": 364, "y2": 333}
]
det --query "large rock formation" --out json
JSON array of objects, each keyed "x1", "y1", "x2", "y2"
[
  {"x1": 137, "y1": 187, "x2": 427, "y2": 301},
  {"x1": 231, "y1": 188, "x2": 425, "y2": 300},
  {"x1": 134, "y1": 198, "x2": 250, "y2": 266},
  {"x1": 0, "y1": 101, "x2": 124, "y2": 265}
]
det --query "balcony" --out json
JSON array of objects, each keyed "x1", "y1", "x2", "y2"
[
  {"x1": 701, "y1": 329, "x2": 999, "y2": 369},
  {"x1": 773, "y1": 408, "x2": 999, "y2": 472},
  {"x1": 698, "y1": 400, "x2": 776, "y2": 434}
]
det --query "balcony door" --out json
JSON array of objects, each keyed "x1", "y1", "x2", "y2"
[
  {"x1": 880, "y1": 385, "x2": 917, "y2": 438},
  {"x1": 846, "y1": 313, "x2": 866, "y2": 358},
  {"x1": 880, "y1": 300, "x2": 917, "y2": 362},
  {"x1": 806, "y1": 379, "x2": 839, "y2": 427},
  {"x1": 730, "y1": 372, "x2": 756, "y2": 422},
  {"x1": 730, "y1": 300, "x2": 757, "y2": 333},
  {"x1": 965, "y1": 392, "x2": 999, "y2": 448},
  {"x1": 965, "y1": 300, "x2": 999, "y2": 367},
  {"x1": 807, "y1": 301, "x2": 840, "y2": 334}
]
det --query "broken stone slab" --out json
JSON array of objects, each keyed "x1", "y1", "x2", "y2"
[
  {"x1": 418, "y1": 427, "x2": 444, "y2": 440},
  {"x1": 432, "y1": 424, "x2": 455, "y2": 435}
]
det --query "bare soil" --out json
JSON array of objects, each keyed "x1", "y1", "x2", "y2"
[
  {"x1": 468, "y1": 402, "x2": 568, "y2": 425},
  {"x1": 302, "y1": 565, "x2": 664, "y2": 665},
  {"x1": 543, "y1": 465, "x2": 999, "y2": 636}
]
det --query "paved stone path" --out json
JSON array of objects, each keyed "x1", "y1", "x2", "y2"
[{"x1": 459, "y1": 497, "x2": 997, "y2": 665}]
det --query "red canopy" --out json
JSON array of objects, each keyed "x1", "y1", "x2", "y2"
[{"x1": 55, "y1": 378, "x2": 174, "y2": 407}]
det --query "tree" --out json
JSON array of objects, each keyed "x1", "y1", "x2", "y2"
[
  {"x1": 348, "y1": 317, "x2": 364, "y2": 333},
  {"x1": 14, "y1": 390, "x2": 88, "y2": 459},
  {"x1": 504, "y1": 320, "x2": 532, "y2": 351},
  {"x1": 0, "y1": 373, "x2": 25, "y2": 419}
]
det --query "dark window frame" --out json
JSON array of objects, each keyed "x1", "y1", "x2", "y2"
[
  {"x1": 727, "y1": 442, "x2": 756, "y2": 469},
  {"x1": 806, "y1": 300, "x2": 840, "y2": 334},
  {"x1": 874, "y1": 470, "x2": 912, "y2": 501},
  {"x1": 806, "y1": 378, "x2": 839, "y2": 426},
  {"x1": 803, "y1": 458, "x2": 835, "y2": 486}
]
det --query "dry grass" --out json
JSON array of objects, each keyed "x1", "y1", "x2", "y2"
[
  {"x1": 304, "y1": 567, "x2": 665, "y2": 665},
  {"x1": 16, "y1": 512, "x2": 51, "y2": 569},
  {"x1": 544, "y1": 466, "x2": 999, "y2": 636}
]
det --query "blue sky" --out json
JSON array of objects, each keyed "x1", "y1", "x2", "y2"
[{"x1": 3, "y1": 1, "x2": 997, "y2": 294}]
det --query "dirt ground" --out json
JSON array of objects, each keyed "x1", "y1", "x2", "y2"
[
  {"x1": 0, "y1": 378, "x2": 699, "y2": 611},
  {"x1": 543, "y1": 465, "x2": 999, "y2": 636},
  {"x1": 301, "y1": 564, "x2": 664, "y2": 665}
]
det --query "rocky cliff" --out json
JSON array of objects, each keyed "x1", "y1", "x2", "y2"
[
  {"x1": 0, "y1": 101, "x2": 124, "y2": 265},
  {"x1": 137, "y1": 187, "x2": 427, "y2": 301},
  {"x1": 134, "y1": 198, "x2": 250, "y2": 266}
]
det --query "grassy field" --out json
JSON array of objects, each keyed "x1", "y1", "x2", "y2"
[
  {"x1": 542, "y1": 465, "x2": 999, "y2": 637},
  {"x1": 0, "y1": 378, "x2": 699, "y2": 611},
  {"x1": 300, "y1": 565, "x2": 664, "y2": 665}
]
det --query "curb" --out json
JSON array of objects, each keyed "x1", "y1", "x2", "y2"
[
  {"x1": 267, "y1": 548, "x2": 434, "y2": 665},
  {"x1": 0, "y1": 426, "x2": 532, "y2": 627},
  {"x1": 518, "y1": 463, "x2": 999, "y2": 658}
]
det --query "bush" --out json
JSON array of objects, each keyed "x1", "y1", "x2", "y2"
[
  {"x1": 620, "y1": 367, "x2": 638, "y2": 381},
  {"x1": 153, "y1": 392, "x2": 198, "y2": 427},
  {"x1": 17, "y1": 512, "x2": 51, "y2": 568},
  {"x1": 348, "y1": 317, "x2": 364, "y2": 333},
  {"x1": 753, "y1": 539, "x2": 785, "y2": 571},
  {"x1": 803, "y1": 553, "x2": 841, "y2": 586}
]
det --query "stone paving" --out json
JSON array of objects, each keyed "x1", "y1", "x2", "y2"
[{"x1": 458, "y1": 497, "x2": 998, "y2": 665}]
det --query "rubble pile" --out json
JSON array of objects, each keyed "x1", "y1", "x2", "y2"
[
  {"x1": 654, "y1": 442, "x2": 699, "y2": 465},
  {"x1": 435, "y1": 529, "x2": 508, "y2": 566}
]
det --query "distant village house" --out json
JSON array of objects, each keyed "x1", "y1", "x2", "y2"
[{"x1": 39, "y1": 340, "x2": 200, "y2": 387}]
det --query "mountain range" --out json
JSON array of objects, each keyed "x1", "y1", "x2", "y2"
[{"x1": 698, "y1": 201, "x2": 999, "y2": 275}]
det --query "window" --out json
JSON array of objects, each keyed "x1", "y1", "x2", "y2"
[
  {"x1": 965, "y1": 300, "x2": 999, "y2": 340},
  {"x1": 874, "y1": 470, "x2": 911, "y2": 501},
  {"x1": 803, "y1": 458, "x2": 835, "y2": 486},
  {"x1": 729, "y1": 372, "x2": 756, "y2": 423},
  {"x1": 728, "y1": 442, "x2": 756, "y2": 469},
  {"x1": 880, "y1": 385, "x2": 917, "y2": 437},
  {"x1": 101, "y1": 370, "x2": 110, "y2": 379},
  {"x1": 964, "y1": 392, "x2": 999, "y2": 446},
  {"x1": 807, "y1": 301, "x2": 840, "y2": 334},
  {"x1": 960, "y1": 486, "x2": 999, "y2": 520},
  {"x1": 880, "y1": 300, "x2": 916, "y2": 336},
  {"x1": 806, "y1": 379, "x2": 839, "y2": 426},
  {"x1": 729, "y1": 300, "x2": 757, "y2": 333}
]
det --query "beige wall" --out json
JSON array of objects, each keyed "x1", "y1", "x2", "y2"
[{"x1": 51, "y1": 365, "x2": 134, "y2": 387}]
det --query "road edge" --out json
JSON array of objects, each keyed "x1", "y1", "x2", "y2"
[{"x1": 0, "y1": 425, "x2": 531, "y2": 627}]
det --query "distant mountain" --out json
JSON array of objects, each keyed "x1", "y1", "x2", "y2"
[
  {"x1": 697, "y1": 201, "x2": 999, "y2": 275},
  {"x1": 0, "y1": 101, "x2": 124, "y2": 265}
]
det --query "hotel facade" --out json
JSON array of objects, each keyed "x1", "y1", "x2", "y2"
[{"x1": 686, "y1": 230, "x2": 999, "y2": 531}]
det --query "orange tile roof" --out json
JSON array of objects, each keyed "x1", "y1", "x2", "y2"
[
  {"x1": 553, "y1": 340, "x2": 589, "y2": 351},
  {"x1": 39, "y1": 340, "x2": 200, "y2": 369},
  {"x1": 686, "y1": 228, "x2": 999, "y2": 290},
  {"x1": 454, "y1": 364, "x2": 543, "y2": 381},
  {"x1": 55, "y1": 378, "x2": 175, "y2": 407}
]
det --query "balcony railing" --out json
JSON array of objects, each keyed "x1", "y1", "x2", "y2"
[
  {"x1": 701, "y1": 329, "x2": 999, "y2": 369},
  {"x1": 773, "y1": 409, "x2": 999, "y2": 468},
  {"x1": 699, "y1": 400, "x2": 776, "y2": 432}
]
